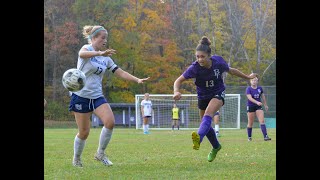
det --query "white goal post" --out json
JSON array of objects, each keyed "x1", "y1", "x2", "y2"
[{"x1": 135, "y1": 94, "x2": 240, "y2": 130}]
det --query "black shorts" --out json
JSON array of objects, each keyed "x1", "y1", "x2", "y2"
[
  {"x1": 198, "y1": 91, "x2": 225, "y2": 110},
  {"x1": 247, "y1": 105, "x2": 263, "y2": 112}
]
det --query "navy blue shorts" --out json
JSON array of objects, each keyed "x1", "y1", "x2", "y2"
[{"x1": 69, "y1": 93, "x2": 107, "y2": 113}]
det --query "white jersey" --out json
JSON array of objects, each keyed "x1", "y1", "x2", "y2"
[
  {"x1": 74, "y1": 44, "x2": 118, "y2": 99},
  {"x1": 141, "y1": 99, "x2": 152, "y2": 117}
]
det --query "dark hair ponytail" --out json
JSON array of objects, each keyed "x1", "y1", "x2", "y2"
[{"x1": 196, "y1": 36, "x2": 211, "y2": 55}]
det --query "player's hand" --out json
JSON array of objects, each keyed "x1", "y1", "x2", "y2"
[
  {"x1": 137, "y1": 77, "x2": 150, "y2": 84},
  {"x1": 173, "y1": 92, "x2": 181, "y2": 100},
  {"x1": 100, "y1": 49, "x2": 116, "y2": 56},
  {"x1": 256, "y1": 102, "x2": 263, "y2": 106},
  {"x1": 248, "y1": 73, "x2": 258, "y2": 79},
  {"x1": 264, "y1": 105, "x2": 269, "y2": 112}
]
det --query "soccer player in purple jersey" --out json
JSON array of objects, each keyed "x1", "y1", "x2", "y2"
[
  {"x1": 246, "y1": 77, "x2": 271, "y2": 141},
  {"x1": 173, "y1": 36, "x2": 257, "y2": 162}
]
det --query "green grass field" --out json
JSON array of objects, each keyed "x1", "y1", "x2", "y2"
[{"x1": 44, "y1": 128, "x2": 276, "y2": 179}]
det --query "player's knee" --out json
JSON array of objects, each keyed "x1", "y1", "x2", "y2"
[
  {"x1": 78, "y1": 129, "x2": 90, "y2": 139},
  {"x1": 104, "y1": 120, "x2": 115, "y2": 129}
]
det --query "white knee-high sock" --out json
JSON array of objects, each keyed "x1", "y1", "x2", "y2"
[
  {"x1": 74, "y1": 135, "x2": 86, "y2": 160},
  {"x1": 215, "y1": 124, "x2": 220, "y2": 132},
  {"x1": 143, "y1": 124, "x2": 146, "y2": 132},
  {"x1": 97, "y1": 127, "x2": 113, "y2": 154},
  {"x1": 146, "y1": 124, "x2": 149, "y2": 132}
]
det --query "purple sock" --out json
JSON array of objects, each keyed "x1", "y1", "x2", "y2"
[
  {"x1": 206, "y1": 126, "x2": 220, "y2": 149},
  {"x1": 172, "y1": 125, "x2": 174, "y2": 130},
  {"x1": 198, "y1": 115, "x2": 212, "y2": 142},
  {"x1": 177, "y1": 125, "x2": 179, "y2": 130},
  {"x1": 260, "y1": 124, "x2": 268, "y2": 137},
  {"x1": 247, "y1": 127, "x2": 252, "y2": 138}
]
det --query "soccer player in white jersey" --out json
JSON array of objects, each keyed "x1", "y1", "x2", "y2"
[
  {"x1": 69, "y1": 25, "x2": 150, "y2": 167},
  {"x1": 140, "y1": 93, "x2": 152, "y2": 134}
]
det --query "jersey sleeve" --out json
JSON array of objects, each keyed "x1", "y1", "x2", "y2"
[
  {"x1": 246, "y1": 87, "x2": 251, "y2": 95},
  {"x1": 219, "y1": 56, "x2": 230, "y2": 72},
  {"x1": 182, "y1": 65, "x2": 196, "y2": 79},
  {"x1": 106, "y1": 57, "x2": 118, "y2": 73}
]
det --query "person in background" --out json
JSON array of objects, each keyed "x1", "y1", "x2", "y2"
[
  {"x1": 44, "y1": 98, "x2": 47, "y2": 108},
  {"x1": 69, "y1": 25, "x2": 150, "y2": 167},
  {"x1": 213, "y1": 110, "x2": 220, "y2": 137},
  {"x1": 246, "y1": 76, "x2": 271, "y2": 141},
  {"x1": 91, "y1": 113, "x2": 101, "y2": 128},
  {"x1": 171, "y1": 103, "x2": 180, "y2": 130},
  {"x1": 173, "y1": 36, "x2": 257, "y2": 162},
  {"x1": 141, "y1": 93, "x2": 152, "y2": 134}
]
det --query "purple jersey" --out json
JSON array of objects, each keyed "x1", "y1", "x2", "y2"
[
  {"x1": 246, "y1": 86, "x2": 264, "y2": 106},
  {"x1": 183, "y1": 55, "x2": 230, "y2": 100}
]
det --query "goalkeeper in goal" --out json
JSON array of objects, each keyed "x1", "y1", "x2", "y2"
[
  {"x1": 173, "y1": 36, "x2": 257, "y2": 162},
  {"x1": 171, "y1": 103, "x2": 180, "y2": 130}
]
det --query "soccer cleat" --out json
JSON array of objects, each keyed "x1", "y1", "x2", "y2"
[
  {"x1": 73, "y1": 158, "x2": 83, "y2": 168},
  {"x1": 143, "y1": 131, "x2": 150, "y2": 134},
  {"x1": 248, "y1": 137, "x2": 252, "y2": 141},
  {"x1": 94, "y1": 153, "x2": 113, "y2": 166},
  {"x1": 264, "y1": 135, "x2": 271, "y2": 141},
  {"x1": 191, "y1": 131, "x2": 200, "y2": 150},
  {"x1": 208, "y1": 145, "x2": 222, "y2": 162}
]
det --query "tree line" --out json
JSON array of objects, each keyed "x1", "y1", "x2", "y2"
[{"x1": 44, "y1": 0, "x2": 276, "y2": 105}]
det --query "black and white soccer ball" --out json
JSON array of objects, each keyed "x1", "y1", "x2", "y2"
[{"x1": 62, "y1": 68, "x2": 86, "y2": 92}]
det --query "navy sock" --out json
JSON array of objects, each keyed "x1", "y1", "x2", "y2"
[
  {"x1": 247, "y1": 127, "x2": 252, "y2": 138},
  {"x1": 206, "y1": 126, "x2": 220, "y2": 149}
]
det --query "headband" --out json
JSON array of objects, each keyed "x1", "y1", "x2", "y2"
[{"x1": 88, "y1": 27, "x2": 106, "y2": 40}]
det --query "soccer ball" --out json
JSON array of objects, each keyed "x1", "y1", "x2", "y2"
[{"x1": 62, "y1": 68, "x2": 86, "y2": 92}]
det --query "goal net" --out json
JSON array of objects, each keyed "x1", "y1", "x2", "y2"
[{"x1": 135, "y1": 94, "x2": 240, "y2": 130}]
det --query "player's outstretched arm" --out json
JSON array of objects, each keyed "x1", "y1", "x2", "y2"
[
  {"x1": 228, "y1": 68, "x2": 258, "y2": 80},
  {"x1": 79, "y1": 48, "x2": 116, "y2": 59},
  {"x1": 173, "y1": 75, "x2": 186, "y2": 100},
  {"x1": 114, "y1": 68, "x2": 150, "y2": 83}
]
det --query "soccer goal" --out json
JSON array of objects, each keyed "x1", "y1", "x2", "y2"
[{"x1": 135, "y1": 94, "x2": 241, "y2": 130}]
